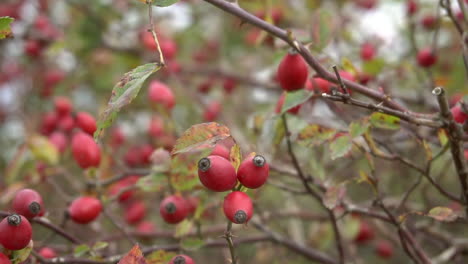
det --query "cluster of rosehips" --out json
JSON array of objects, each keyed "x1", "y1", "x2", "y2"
[{"x1": 354, "y1": 220, "x2": 394, "y2": 259}]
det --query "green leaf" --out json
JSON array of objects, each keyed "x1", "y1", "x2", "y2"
[
  {"x1": 174, "y1": 219, "x2": 193, "y2": 238},
  {"x1": 438, "y1": 129, "x2": 448, "y2": 146},
  {"x1": 92, "y1": 241, "x2": 109, "y2": 251},
  {"x1": 369, "y1": 112, "x2": 400, "y2": 130},
  {"x1": 229, "y1": 144, "x2": 242, "y2": 171},
  {"x1": 171, "y1": 122, "x2": 231, "y2": 155},
  {"x1": 0, "y1": 16, "x2": 14, "y2": 39},
  {"x1": 298, "y1": 125, "x2": 336, "y2": 147},
  {"x1": 180, "y1": 238, "x2": 205, "y2": 251},
  {"x1": 340, "y1": 216, "x2": 360, "y2": 240},
  {"x1": 310, "y1": 10, "x2": 333, "y2": 51},
  {"x1": 329, "y1": 134, "x2": 352, "y2": 160},
  {"x1": 152, "y1": 0, "x2": 179, "y2": 7},
  {"x1": 362, "y1": 58, "x2": 385, "y2": 75},
  {"x1": 280, "y1": 90, "x2": 314, "y2": 114},
  {"x1": 323, "y1": 184, "x2": 346, "y2": 210},
  {"x1": 273, "y1": 118, "x2": 285, "y2": 146},
  {"x1": 349, "y1": 120, "x2": 370, "y2": 138},
  {"x1": 427, "y1": 207, "x2": 458, "y2": 222},
  {"x1": 146, "y1": 250, "x2": 176, "y2": 264},
  {"x1": 170, "y1": 155, "x2": 200, "y2": 191},
  {"x1": 74, "y1": 244, "x2": 91, "y2": 257},
  {"x1": 28, "y1": 134, "x2": 59, "y2": 165},
  {"x1": 94, "y1": 63, "x2": 160, "y2": 140},
  {"x1": 11, "y1": 240, "x2": 32, "y2": 264}
]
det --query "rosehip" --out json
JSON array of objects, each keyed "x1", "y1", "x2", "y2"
[
  {"x1": 24, "y1": 40, "x2": 42, "y2": 57},
  {"x1": 71, "y1": 132, "x2": 101, "y2": 169},
  {"x1": 54, "y1": 96, "x2": 73, "y2": 116},
  {"x1": 275, "y1": 92, "x2": 301, "y2": 115},
  {"x1": 223, "y1": 78, "x2": 237, "y2": 94},
  {"x1": 375, "y1": 240, "x2": 393, "y2": 259},
  {"x1": 277, "y1": 52, "x2": 309, "y2": 91},
  {"x1": 136, "y1": 221, "x2": 156, "y2": 234},
  {"x1": 210, "y1": 144, "x2": 230, "y2": 160},
  {"x1": 354, "y1": 221, "x2": 374, "y2": 243},
  {"x1": 169, "y1": 255, "x2": 195, "y2": 264},
  {"x1": 306, "y1": 77, "x2": 331, "y2": 93},
  {"x1": 0, "y1": 253, "x2": 11, "y2": 264},
  {"x1": 237, "y1": 155, "x2": 269, "y2": 189},
  {"x1": 339, "y1": 70, "x2": 356, "y2": 83},
  {"x1": 108, "y1": 176, "x2": 139, "y2": 202},
  {"x1": 186, "y1": 196, "x2": 199, "y2": 215},
  {"x1": 417, "y1": 48, "x2": 437, "y2": 68},
  {"x1": 160, "y1": 39, "x2": 177, "y2": 61},
  {"x1": 148, "y1": 117, "x2": 164, "y2": 137},
  {"x1": 44, "y1": 69, "x2": 65, "y2": 88},
  {"x1": 203, "y1": 101, "x2": 222, "y2": 122},
  {"x1": 355, "y1": 0, "x2": 377, "y2": 9},
  {"x1": 75, "y1": 112, "x2": 97, "y2": 135},
  {"x1": 57, "y1": 115, "x2": 75, "y2": 133},
  {"x1": 198, "y1": 155, "x2": 237, "y2": 192},
  {"x1": 223, "y1": 191, "x2": 253, "y2": 224},
  {"x1": 198, "y1": 79, "x2": 214, "y2": 94},
  {"x1": 125, "y1": 201, "x2": 147, "y2": 225},
  {"x1": 407, "y1": 0, "x2": 418, "y2": 15},
  {"x1": 68, "y1": 196, "x2": 102, "y2": 224},
  {"x1": 40, "y1": 111, "x2": 58, "y2": 135},
  {"x1": 12, "y1": 189, "x2": 44, "y2": 219},
  {"x1": 421, "y1": 14, "x2": 437, "y2": 30},
  {"x1": 360, "y1": 43, "x2": 375, "y2": 61},
  {"x1": 148, "y1": 81, "x2": 175, "y2": 110},
  {"x1": 159, "y1": 195, "x2": 189, "y2": 224},
  {"x1": 0, "y1": 214, "x2": 32, "y2": 250},
  {"x1": 39, "y1": 247, "x2": 57, "y2": 259},
  {"x1": 110, "y1": 127, "x2": 126, "y2": 147},
  {"x1": 451, "y1": 104, "x2": 468, "y2": 124},
  {"x1": 48, "y1": 131, "x2": 67, "y2": 153}
]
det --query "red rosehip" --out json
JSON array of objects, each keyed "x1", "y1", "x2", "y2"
[
  {"x1": 451, "y1": 104, "x2": 468, "y2": 124},
  {"x1": 169, "y1": 255, "x2": 195, "y2": 264},
  {"x1": 160, "y1": 39, "x2": 177, "y2": 61},
  {"x1": 407, "y1": 0, "x2": 418, "y2": 15},
  {"x1": 110, "y1": 127, "x2": 126, "y2": 147},
  {"x1": 57, "y1": 115, "x2": 75, "y2": 133},
  {"x1": 139, "y1": 144, "x2": 154, "y2": 165},
  {"x1": 354, "y1": 221, "x2": 374, "y2": 243},
  {"x1": 68, "y1": 196, "x2": 102, "y2": 224},
  {"x1": 125, "y1": 201, "x2": 147, "y2": 225},
  {"x1": 198, "y1": 79, "x2": 215, "y2": 94},
  {"x1": 76, "y1": 112, "x2": 97, "y2": 135},
  {"x1": 210, "y1": 144, "x2": 230, "y2": 160},
  {"x1": 148, "y1": 117, "x2": 164, "y2": 137},
  {"x1": 237, "y1": 154, "x2": 269, "y2": 189},
  {"x1": 223, "y1": 191, "x2": 253, "y2": 224},
  {"x1": 24, "y1": 40, "x2": 42, "y2": 58},
  {"x1": 277, "y1": 52, "x2": 309, "y2": 91},
  {"x1": 159, "y1": 195, "x2": 189, "y2": 224},
  {"x1": 71, "y1": 132, "x2": 101, "y2": 169},
  {"x1": 355, "y1": 0, "x2": 377, "y2": 9},
  {"x1": 465, "y1": 150, "x2": 468, "y2": 160},
  {"x1": 108, "y1": 176, "x2": 139, "y2": 202},
  {"x1": 12, "y1": 189, "x2": 44, "y2": 219},
  {"x1": 136, "y1": 221, "x2": 156, "y2": 234},
  {"x1": 141, "y1": 31, "x2": 157, "y2": 51},
  {"x1": 48, "y1": 131, "x2": 67, "y2": 153},
  {"x1": 124, "y1": 146, "x2": 144, "y2": 167},
  {"x1": 54, "y1": 96, "x2": 73, "y2": 116},
  {"x1": 39, "y1": 247, "x2": 57, "y2": 259},
  {"x1": 360, "y1": 43, "x2": 375, "y2": 61},
  {"x1": 198, "y1": 155, "x2": 237, "y2": 192},
  {"x1": 40, "y1": 111, "x2": 58, "y2": 135},
  {"x1": 306, "y1": 77, "x2": 331, "y2": 93},
  {"x1": 421, "y1": 14, "x2": 437, "y2": 30},
  {"x1": 0, "y1": 214, "x2": 32, "y2": 250},
  {"x1": 148, "y1": 81, "x2": 175, "y2": 110},
  {"x1": 275, "y1": 92, "x2": 302, "y2": 115},
  {"x1": 417, "y1": 48, "x2": 437, "y2": 68},
  {"x1": 0, "y1": 253, "x2": 11, "y2": 264},
  {"x1": 223, "y1": 78, "x2": 237, "y2": 94},
  {"x1": 375, "y1": 240, "x2": 393, "y2": 259},
  {"x1": 203, "y1": 101, "x2": 222, "y2": 122},
  {"x1": 186, "y1": 196, "x2": 199, "y2": 215},
  {"x1": 44, "y1": 69, "x2": 65, "y2": 88},
  {"x1": 339, "y1": 70, "x2": 356, "y2": 83}
]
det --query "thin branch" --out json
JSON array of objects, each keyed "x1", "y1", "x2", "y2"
[{"x1": 223, "y1": 221, "x2": 237, "y2": 264}]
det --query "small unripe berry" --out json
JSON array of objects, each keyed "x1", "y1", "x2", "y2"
[
  {"x1": 237, "y1": 155, "x2": 270, "y2": 189},
  {"x1": 12, "y1": 189, "x2": 45, "y2": 219},
  {"x1": 198, "y1": 155, "x2": 237, "y2": 192},
  {"x1": 0, "y1": 252, "x2": 11, "y2": 264},
  {"x1": 417, "y1": 48, "x2": 437, "y2": 68},
  {"x1": 159, "y1": 195, "x2": 189, "y2": 224},
  {"x1": 0, "y1": 214, "x2": 33, "y2": 250},
  {"x1": 223, "y1": 191, "x2": 253, "y2": 224},
  {"x1": 125, "y1": 201, "x2": 147, "y2": 225},
  {"x1": 354, "y1": 221, "x2": 374, "y2": 243},
  {"x1": 71, "y1": 132, "x2": 101, "y2": 169},
  {"x1": 75, "y1": 112, "x2": 97, "y2": 135},
  {"x1": 39, "y1": 247, "x2": 57, "y2": 259},
  {"x1": 375, "y1": 240, "x2": 393, "y2": 259},
  {"x1": 210, "y1": 144, "x2": 230, "y2": 160},
  {"x1": 68, "y1": 196, "x2": 102, "y2": 224},
  {"x1": 148, "y1": 81, "x2": 175, "y2": 110},
  {"x1": 169, "y1": 255, "x2": 195, "y2": 264},
  {"x1": 277, "y1": 52, "x2": 309, "y2": 91}
]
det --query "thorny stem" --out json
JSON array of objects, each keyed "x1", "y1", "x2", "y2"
[
  {"x1": 224, "y1": 221, "x2": 237, "y2": 264},
  {"x1": 146, "y1": 0, "x2": 165, "y2": 66}
]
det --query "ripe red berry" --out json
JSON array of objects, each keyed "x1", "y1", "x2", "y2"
[
  {"x1": 237, "y1": 155, "x2": 270, "y2": 189},
  {"x1": 110, "y1": 127, "x2": 126, "y2": 147},
  {"x1": 360, "y1": 43, "x2": 375, "y2": 61},
  {"x1": 148, "y1": 81, "x2": 175, "y2": 110},
  {"x1": 210, "y1": 144, "x2": 230, "y2": 160},
  {"x1": 54, "y1": 96, "x2": 73, "y2": 116},
  {"x1": 451, "y1": 104, "x2": 468, "y2": 124},
  {"x1": 306, "y1": 77, "x2": 331, "y2": 93},
  {"x1": 44, "y1": 69, "x2": 65, "y2": 88},
  {"x1": 169, "y1": 255, "x2": 195, "y2": 264},
  {"x1": 275, "y1": 92, "x2": 301, "y2": 115},
  {"x1": 277, "y1": 52, "x2": 309, "y2": 91},
  {"x1": 125, "y1": 201, "x2": 147, "y2": 225},
  {"x1": 39, "y1": 247, "x2": 57, "y2": 259},
  {"x1": 421, "y1": 14, "x2": 437, "y2": 30},
  {"x1": 159, "y1": 195, "x2": 189, "y2": 224},
  {"x1": 223, "y1": 78, "x2": 237, "y2": 94},
  {"x1": 57, "y1": 115, "x2": 75, "y2": 133},
  {"x1": 186, "y1": 196, "x2": 200, "y2": 216},
  {"x1": 355, "y1": 0, "x2": 377, "y2": 10},
  {"x1": 203, "y1": 101, "x2": 222, "y2": 122},
  {"x1": 148, "y1": 117, "x2": 164, "y2": 137},
  {"x1": 75, "y1": 112, "x2": 97, "y2": 135},
  {"x1": 0, "y1": 253, "x2": 11, "y2": 264},
  {"x1": 223, "y1": 191, "x2": 253, "y2": 224},
  {"x1": 354, "y1": 221, "x2": 374, "y2": 243},
  {"x1": 71, "y1": 132, "x2": 101, "y2": 169},
  {"x1": 24, "y1": 40, "x2": 42, "y2": 57},
  {"x1": 339, "y1": 70, "x2": 356, "y2": 83},
  {"x1": 198, "y1": 155, "x2": 237, "y2": 192},
  {"x1": 198, "y1": 79, "x2": 215, "y2": 94},
  {"x1": 12, "y1": 189, "x2": 44, "y2": 219},
  {"x1": 407, "y1": 0, "x2": 418, "y2": 15},
  {"x1": 0, "y1": 214, "x2": 33, "y2": 250},
  {"x1": 375, "y1": 240, "x2": 393, "y2": 259},
  {"x1": 160, "y1": 38, "x2": 178, "y2": 61},
  {"x1": 465, "y1": 150, "x2": 468, "y2": 160},
  {"x1": 68, "y1": 196, "x2": 102, "y2": 224},
  {"x1": 417, "y1": 48, "x2": 437, "y2": 68},
  {"x1": 136, "y1": 221, "x2": 156, "y2": 234},
  {"x1": 108, "y1": 176, "x2": 139, "y2": 202},
  {"x1": 40, "y1": 111, "x2": 58, "y2": 135},
  {"x1": 48, "y1": 131, "x2": 67, "y2": 153}
]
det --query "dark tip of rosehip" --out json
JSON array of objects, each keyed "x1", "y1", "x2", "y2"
[
  {"x1": 253, "y1": 155, "x2": 266, "y2": 167},
  {"x1": 165, "y1": 202, "x2": 177, "y2": 214},
  {"x1": 198, "y1": 157, "x2": 211, "y2": 172},
  {"x1": 7, "y1": 214, "x2": 22, "y2": 226},
  {"x1": 29, "y1": 202, "x2": 41, "y2": 215},
  {"x1": 234, "y1": 210, "x2": 247, "y2": 224},
  {"x1": 174, "y1": 256, "x2": 186, "y2": 264}
]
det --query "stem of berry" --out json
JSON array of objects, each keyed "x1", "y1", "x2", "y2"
[
  {"x1": 224, "y1": 221, "x2": 237, "y2": 264},
  {"x1": 146, "y1": 0, "x2": 165, "y2": 67}
]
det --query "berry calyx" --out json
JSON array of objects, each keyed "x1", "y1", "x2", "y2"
[
  {"x1": 68, "y1": 196, "x2": 102, "y2": 224},
  {"x1": 277, "y1": 51, "x2": 309, "y2": 91},
  {"x1": 169, "y1": 255, "x2": 195, "y2": 264},
  {"x1": 12, "y1": 189, "x2": 45, "y2": 219},
  {"x1": 159, "y1": 195, "x2": 189, "y2": 224},
  {"x1": 71, "y1": 132, "x2": 101, "y2": 169},
  {"x1": 0, "y1": 214, "x2": 33, "y2": 250},
  {"x1": 237, "y1": 154, "x2": 270, "y2": 189},
  {"x1": 197, "y1": 155, "x2": 237, "y2": 192},
  {"x1": 223, "y1": 191, "x2": 253, "y2": 224}
]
